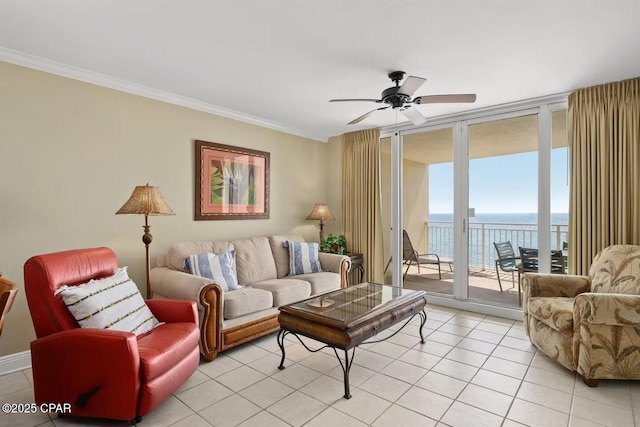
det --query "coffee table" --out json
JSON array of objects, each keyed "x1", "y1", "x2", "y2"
[{"x1": 277, "y1": 282, "x2": 427, "y2": 399}]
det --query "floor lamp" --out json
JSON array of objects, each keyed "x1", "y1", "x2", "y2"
[{"x1": 116, "y1": 184, "x2": 175, "y2": 298}]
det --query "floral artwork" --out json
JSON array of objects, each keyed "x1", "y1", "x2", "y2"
[{"x1": 195, "y1": 140, "x2": 269, "y2": 220}]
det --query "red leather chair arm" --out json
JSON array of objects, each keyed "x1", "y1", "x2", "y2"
[
  {"x1": 30, "y1": 329, "x2": 140, "y2": 420},
  {"x1": 145, "y1": 299, "x2": 198, "y2": 324}
]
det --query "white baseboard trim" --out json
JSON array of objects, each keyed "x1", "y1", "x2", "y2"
[{"x1": 0, "y1": 350, "x2": 31, "y2": 375}]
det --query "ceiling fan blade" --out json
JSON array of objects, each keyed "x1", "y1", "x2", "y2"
[
  {"x1": 413, "y1": 94, "x2": 477, "y2": 104},
  {"x1": 398, "y1": 76, "x2": 426, "y2": 96},
  {"x1": 348, "y1": 107, "x2": 389, "y2": 125},
  {"x1": 329, "y1": 98, "x2": 382, "y2": 103},
  {"x1": 401, "y1": 106, "x2": 427, "y2": 126}
]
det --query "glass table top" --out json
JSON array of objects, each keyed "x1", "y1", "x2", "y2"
[{"x1": 284, "y1": 282, "x2": 423, "y2": 324}]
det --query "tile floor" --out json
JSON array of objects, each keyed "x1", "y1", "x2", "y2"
[{"x1": 2, "y1": 303, "x2": 639, "y2": 427}]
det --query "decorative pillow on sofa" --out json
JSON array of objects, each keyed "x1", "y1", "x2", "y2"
[
  {"x1": 55, "y1": 267, "x2": 159, "y2": 336},
  {"x1": 286, "y1": 241, "x2": 323, "y2": 276},
  {"x1": 184, "y1": 251, "x2": 241, "y2": 291}
]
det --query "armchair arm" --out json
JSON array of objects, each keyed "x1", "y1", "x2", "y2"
[
  {"x1": 30, "y1": 329, "x2": 139, "y2": 420},
  {"x1": 522, "y1": 273, "x2": 591, "y2": 299},
  {"x1": 574, "y1": 293, "x2": 640, "y2": 326},
  {"x1": 146, "y1": 299, "x2": 198, "y2": 324},
  {"x1": 318, "y1": 252, "x2": 351, "y2": 287}
]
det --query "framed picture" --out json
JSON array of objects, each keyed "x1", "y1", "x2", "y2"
[{"x1": 195, "y1": 140, "x2": 270, "y2": 220}]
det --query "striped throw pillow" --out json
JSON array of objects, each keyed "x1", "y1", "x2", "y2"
[
  {"x1": 184, "y1": 251, "x2": 241, "y2": 291},
  {"x1": 286, "y1": 241, "x2": 323, "y2": 275},
  {"x1": 55, "y1": 267, "x2": 159, "y2": 336}
]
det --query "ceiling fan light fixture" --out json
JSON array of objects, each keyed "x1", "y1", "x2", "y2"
[{"x1": 330, "y1": 71, "x2": 477, "y2": 125}]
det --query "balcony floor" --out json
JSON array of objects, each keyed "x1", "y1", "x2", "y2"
[{"x1": 400, "y1": 264, "x2": 522, "y2": 307}]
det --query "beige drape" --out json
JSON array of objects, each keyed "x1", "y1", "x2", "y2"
[
  {"x1": 568, "y1": 77, "x2": 640, "y2": 274},
  {"x1": 342, "y1": 128, "x2": 384, "y2": 283}
]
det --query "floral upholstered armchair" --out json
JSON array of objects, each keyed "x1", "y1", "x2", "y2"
[{"x1": 522, "y1": 244, "x2": 640, "y2": 386}]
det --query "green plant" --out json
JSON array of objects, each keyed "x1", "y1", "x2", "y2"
[{"x1": 321, "y1": 234, "x2": 346, "y2": 254}]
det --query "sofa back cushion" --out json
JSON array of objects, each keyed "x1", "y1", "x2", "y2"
[
  {"x1": 590, "y1": 244, "x2": 640, "y2": 294},
  {"x1": 167, "y1": 241, "x2": 234, "y2": 272},
  {"x1": 269, "y1": 234, "x2": 305, "y2": 278},
  {"x1": 230, "y1": 236, "x2": 277, "y2": 285}
]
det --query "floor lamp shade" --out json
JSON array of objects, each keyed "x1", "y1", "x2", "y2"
[
  {"x1": 306, "y1": 203, "x2": 335, "y2": 243},
  {"x1": 116, "y1": 184, "x2": 175, "y2": 298}
]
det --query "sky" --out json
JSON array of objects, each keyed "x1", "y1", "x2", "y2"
[{"x1": 429, "y1": 147, "x2": 569, "y2": 214}]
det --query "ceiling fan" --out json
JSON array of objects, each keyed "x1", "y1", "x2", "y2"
[{"x1": 330, "y1": 71, "x2": 477, "y2": 125}]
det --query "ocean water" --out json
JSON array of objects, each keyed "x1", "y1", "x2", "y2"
[
  {"x1": 426, "y1": 212, "x2": 568, "y2": 269},
  {"x1": 429, "y1": 212, "x2": 568, "y2": 225}
]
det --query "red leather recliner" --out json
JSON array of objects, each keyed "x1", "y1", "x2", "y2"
[{"x1": 24, "y1": 247, "x2": 200, "y2": 424}]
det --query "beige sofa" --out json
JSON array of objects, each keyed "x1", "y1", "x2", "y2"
[{"x1": 149, "y1": 234, "x2": 351, "y2": 361}]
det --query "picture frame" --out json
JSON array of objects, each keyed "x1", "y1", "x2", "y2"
[{"x1": 195, "y1": 140, "x2": 270, "y2": 220}]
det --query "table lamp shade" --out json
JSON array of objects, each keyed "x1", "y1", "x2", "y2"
[
  {"x1": 116, "y1": 184, "x2": 175, "y2": 216},
  {"x1": 306, "y1": 204, "x2": 336, "y2": 221}
]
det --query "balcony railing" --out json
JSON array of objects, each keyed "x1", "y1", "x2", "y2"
[{"x1": 427, "y1": 221, "x2": 568, "y2": 270}]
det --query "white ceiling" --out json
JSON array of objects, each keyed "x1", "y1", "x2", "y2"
[{"x1": 1, "y1": 1, "x2": 639, "y2": 142}]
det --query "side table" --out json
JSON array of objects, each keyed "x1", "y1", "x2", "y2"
[{"x1": 346, "y1": 252, "x2": 364, "y2": 284}]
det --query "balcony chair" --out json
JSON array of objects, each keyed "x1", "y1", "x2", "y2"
[
  {"x1": 493, "y1": 241, "x2": 519, "y2": 292},
  {"x1": 384, "y1": 230, "x2": 453, "y2": 280},
  {"x1": 0, "y1": 276, "x2": 18, "y2": 338},
  {"x1": 522, "y1": 244, "x2": 640, "y2": 386},
  {"x1": 24, "y1": 247, "x2": 200, "y2": 424},
  {"x1": 384, "y1": 229, "x2": 451, "y2": 279},
  {"x1": 518, "y1": 247, "x2": 566, "y2": 276}
]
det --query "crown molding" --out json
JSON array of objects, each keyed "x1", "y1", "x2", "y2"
[{"x1": 0, "y1": 47, "x2": 326, "y2": 142}]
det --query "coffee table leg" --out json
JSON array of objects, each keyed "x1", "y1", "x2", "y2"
[
  {"x1": 333, "y1": 347, "x2": 356, "y2": 399},
  {"x1": 418, "y1": 311, "x2": 427, "y2": 344},
  {"x1": 277, "y1": 329, "x2": 288, "y2": 370}
]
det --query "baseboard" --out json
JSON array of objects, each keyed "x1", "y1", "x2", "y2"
[{"x1": 0, "y1": 350, "x2": 31, "y2": 375}]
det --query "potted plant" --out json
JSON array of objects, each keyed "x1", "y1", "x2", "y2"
[{"x1": 321, "y1": 234, "x2": 347, "y2": 255}]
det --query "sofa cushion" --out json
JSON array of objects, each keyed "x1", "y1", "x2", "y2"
[
  {"x1": 231, "y1": 237, "x2": 278, "y2": 285},
  {"x1": 286, "y1": 241, "x2": 323, "y2": 276},
  {"x1": 184, "y1": 251, "x2": 241, "y2": 291},
  {"x1": 223, "y1": 288, "x2": 273, "y2": 319},
  {"x1": 293, "y1": 272, "x2": 341, "y2": 296},
  {"x1": 137, "y1": 321, "x2": 199, "y2": 382},
  {"x1": 269, "y1": 234, "x2": 305, "y2": 278},
  {"x1": 528, "y1": 297, "x2": 575, "y2": 336},
  {"x1": 167, "y1": 241, "x2": 234, "y2": 271},
  {"x1": 55, "y1": 267, "x2": 159, "y2": 336},
  {"x1": 249, "y1": 279, "x2": 311, "y2": 307}
]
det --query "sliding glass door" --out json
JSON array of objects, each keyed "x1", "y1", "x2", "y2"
[
  {"x1": 467, "y1": 113, "x2": 538, "y2": 307},
  {"x1": 383, "y1": 99, "x2": 568, "y2": 317}
]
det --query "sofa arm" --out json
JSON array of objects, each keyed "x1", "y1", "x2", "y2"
[
  {"x1": 146, "y1": 299, "x2": 198, "y2": 324},
  {"x1": 30, "y1": 329, "x2": 140, "y2": 420},
  {"x1": 150, "y1": 267, "x2": 216, "y2": 301},
  {"x1": 318, "y1": 252, "x2": 351, "y2": 287},
  {"x1": 522, "y1": 273, "x2": 591, "y2": 299},
  {"x1": 574, "y1": 293, "x2": 640, "y2": 325},
  {"x1": 150, "y1": 267, "x2": 224, "y2": 362}
]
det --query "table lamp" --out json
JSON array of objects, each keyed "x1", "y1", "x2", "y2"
[{"x1": 306, "y1": 203, "x2": 335, "y2": 243}]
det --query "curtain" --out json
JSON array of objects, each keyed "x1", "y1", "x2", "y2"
[
  {"x1": 342, "y1": 128, "x2": 384, "y2": 283},
  {"x1": 568, "y1": 77, "x2": 640, "y2": 274}
]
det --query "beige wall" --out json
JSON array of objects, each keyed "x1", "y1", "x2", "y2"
[
  {"x1": 0, "y1": 61, "x2": 330, "y2": 357},
  {"x1": 324, "y1": 135, "x2": 343, "y2": 240}
]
